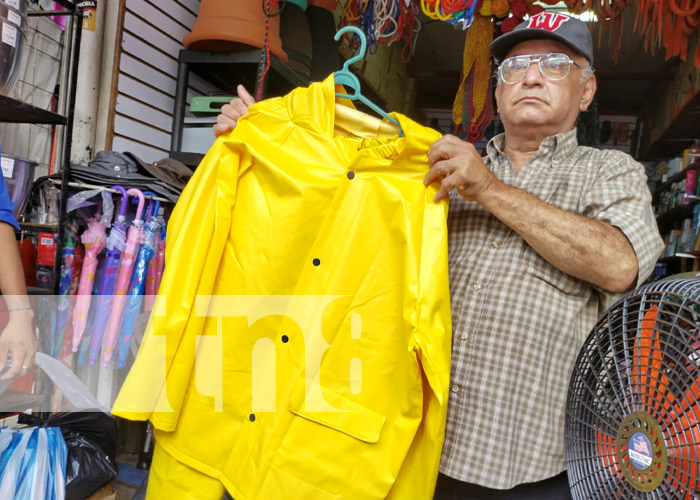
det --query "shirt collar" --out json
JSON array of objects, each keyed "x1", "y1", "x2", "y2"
[{"x1": 485, "y1": 128, "x2": 579, "y2": 166}]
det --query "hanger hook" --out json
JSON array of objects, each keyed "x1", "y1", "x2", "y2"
[{"x1": 334, "y1": 26, "x2": 366, "y2": 72}]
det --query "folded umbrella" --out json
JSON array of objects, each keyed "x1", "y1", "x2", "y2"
[
  {"x1": 101, "y1": 189, "x2": 145, "y2": 367},
  {"x1": 88, "y1": 186, "x2": 128, "y2": 367}
]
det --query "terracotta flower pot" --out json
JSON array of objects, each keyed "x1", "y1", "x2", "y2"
[{"x1": 183, "y1": 0, "x2": 288, "y2": 63}]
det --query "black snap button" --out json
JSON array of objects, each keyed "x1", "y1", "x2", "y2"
[
  {"x1": 313, "y1": 258, "x2": 321, "y2": 266},
  {"x1": 347, "y1": 171, "x2": 355, "y2": 179},
  {"x1": 249, "y1": 414, "x2": 256, "y2": 422},
  {"x1": 281, "y1": 335, "x2": 289, "y2": 343}
]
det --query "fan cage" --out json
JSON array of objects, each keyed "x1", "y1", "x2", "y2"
[{"x1": 566, "y1": 278, "x2": 700, "y2": 500}]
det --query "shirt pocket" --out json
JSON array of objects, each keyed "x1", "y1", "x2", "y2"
[{"x1": 271, "y1": 379, "x2": 386, "y2": 496}]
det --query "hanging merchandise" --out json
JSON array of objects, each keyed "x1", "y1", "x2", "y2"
[
  {"x1": 89, "y1": 186, "x2": 129, "y2": 367},
  {"x1": 71, "y1": 199, "x2": 111, "y2": 353},
  {"x1": 52, "y1": 216, "x2": 79, "y2": 358},
  {"x1": 115, "y1": 192, "x2": 160, "y2": 369},
  {"x1": 340, "y1": 0, "x2": 421, "y2": 61},
  {"x1": 453, "y1": 14, "x2": 495, "y2": 142},
  {"x1": 143, "y1": 221, "x2": 165, "y2": 313},
  {"x1": 101, "y1": 188, "x2": 145, "y2": 367}
]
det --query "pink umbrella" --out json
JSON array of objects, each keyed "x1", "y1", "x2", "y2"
[
  {"x1": 143, "y1": 222, "x2": 164, "y2": 312},
  {"x1": 71, "y1": 211, "x2": 108, "y2": 352},
  {"x1": 101, "y1": 188, "x2": 145, "y2": 367}
]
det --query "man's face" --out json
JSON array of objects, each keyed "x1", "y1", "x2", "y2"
[{"x1": 494, "y1": 39, "x2": 596, "y2": 137}]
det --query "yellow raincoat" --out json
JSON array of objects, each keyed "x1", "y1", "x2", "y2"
[{"x1": 112, "y1": 75, "x2": 452, "y2": 500}]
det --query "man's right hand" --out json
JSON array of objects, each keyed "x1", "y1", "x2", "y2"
[{"x1": 213, "y1": 85, "x2": 256, "y2": 137}]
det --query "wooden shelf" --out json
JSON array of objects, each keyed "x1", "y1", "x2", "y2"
[
  {"x1": 27, "y1": 286, "x2": 52, "y2": 296},
  {"x1": 0, "y1": 95, "x2": 66, "y2": 125},
  {"x1": 652, "y1": 160, "x2": 700, "y2": 197}
]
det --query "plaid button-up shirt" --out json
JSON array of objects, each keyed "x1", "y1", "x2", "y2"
[{"x1": 439, "y1": 129, "x2": 664, "y2": 489}]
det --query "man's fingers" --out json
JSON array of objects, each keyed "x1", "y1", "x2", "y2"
[
  {"x1": 423, "y1": 160, "x2": 454, "y2": 186},
  {"x1": 237, "y1": 85, "x2": 256, "y2": 107},
  {"x1": 231, "y1": 99, "x2": 249, "y2": 118}
]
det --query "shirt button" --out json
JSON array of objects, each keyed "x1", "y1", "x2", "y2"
[
  {"x1": 460, "y1": 332, "x2": 469, "y2": 341},
  {"x1": 504, "y1": 168, "x2": 511, "y2": 175},
  {"x1": 451, "y1": 385, "x2": 460, "y2": 394},
  {"x1": 491, "y1": 241, "x2": 499, "y2": 248},
  {"x1": 473, "y1": 283, "x2": 481, "y2": 292}
]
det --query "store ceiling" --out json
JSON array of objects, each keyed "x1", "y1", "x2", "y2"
[{"x1": 408, "y1": 9, "x2": 678, "y2": 117}]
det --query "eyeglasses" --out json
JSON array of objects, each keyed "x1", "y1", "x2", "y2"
[{"x1": 497, "y1": 53, "x2": 587, "y2": 84}]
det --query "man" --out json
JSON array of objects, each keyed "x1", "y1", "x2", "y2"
[
  {"x1": 0, "y1": 173, "x2": 35, "y2": 381},
  {"x1": 214, "y1": 12, "x2": 663, "y2": 499}
]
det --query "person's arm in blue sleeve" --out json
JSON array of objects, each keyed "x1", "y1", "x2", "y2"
[{"x1": 0, "y1": 175, "x2": 36, "y2": 380}]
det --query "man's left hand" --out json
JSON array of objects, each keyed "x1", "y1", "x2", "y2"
[{"x1": 425, "y1": 135, "x2": 497, "y2": 202}]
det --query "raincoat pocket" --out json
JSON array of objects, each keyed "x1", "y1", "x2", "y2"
[{"x1": 271, "y1": 380, "x2": 386, "y2": 496}]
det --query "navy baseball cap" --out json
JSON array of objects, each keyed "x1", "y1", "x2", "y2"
[{"x1": 490, "y1": 12, "x2": 594, "y2": 65}]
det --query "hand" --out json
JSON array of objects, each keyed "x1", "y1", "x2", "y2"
[
  {"x1": 424, "y1": 134, "x2": 497, "y2": 202},
  {"x1": 213, "y1": 85, "x2": 256, "y2": 137},
  {"x1": 0, "y1": 308, "x2": 35, "y2": 381}
]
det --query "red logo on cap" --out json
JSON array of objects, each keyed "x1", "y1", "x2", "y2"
[{"x1": 527, "y1": 12, "x2": 570, "y2": 31}]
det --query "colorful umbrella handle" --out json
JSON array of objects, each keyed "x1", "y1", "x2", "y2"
[
  {"x1": 111, "y1": 185, "x2": 128, "y2": 218},
  {"x1": 142, "y1": 191, "x2": 160, "y2": 223},
  {"x1": 126, "y1": 188, "x2": 146, "y2": 221}
]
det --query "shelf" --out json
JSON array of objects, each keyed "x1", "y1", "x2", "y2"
[
  {"x1": 0, "y1": 390, "x2": 45, "y2": 413},
  {"x1": 27, "y1": 286, "x2": 52, "y2": 296},
  {"x1": 0, "y1": 95, "x2": 66, "y2": 125},
  {"x1": 171, "y1": 151, "x2": 203, "y2": 168},
  {"x1": 642, "y1": 91, "x2": 700, "y2": 161},
  {"x1": 17, "y1": 222, "x2": 59, "y2": 234},
  {"x1": 656, "y1": 201, "x2": 698, "y2": 233},
  {"x1": 181, "y1": 49, "x2": 309, "y2": 98},
  {"x1": 651, "y1": 160, "x2": 700, "y2": 197}
]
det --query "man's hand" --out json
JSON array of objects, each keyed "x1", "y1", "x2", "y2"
[
  {"x1": 213, "y1": 85, "x2": 256, "y2": 137},
  {"x1": 424, "y1": 135, "x2": 497, "y2": 202},
  {"x1": 0, "y1": 308, "x2": 35, "y2": 381}
]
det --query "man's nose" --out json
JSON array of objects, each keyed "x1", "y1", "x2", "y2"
[{"x1": 522, "y1": 61, "x2": 543, "y2": 85}]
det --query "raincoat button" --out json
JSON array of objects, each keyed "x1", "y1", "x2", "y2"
[
  {"x1": 249, "y1": 414, "x2": 256, "y2": 422},
  {"x1": 347, "y1": 171, "x2": 355, "y2": 179},
  {"x1": 313, "y1": 258, "x2": 321, "y2": 266},
  {"x1": 281, "y1": 335, "x2": 289, "y2": 343}
]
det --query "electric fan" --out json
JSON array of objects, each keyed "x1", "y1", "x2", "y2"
[{"x1": 566, "y1": 278, "x2": 700, "y2": 499}]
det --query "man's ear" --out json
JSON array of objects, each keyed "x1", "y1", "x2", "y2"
[{"x1": 579, "y1": 74, "x2": 597, "y2": 112}]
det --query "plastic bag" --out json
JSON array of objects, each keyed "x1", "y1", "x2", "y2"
[
  {"x1": 0, "y1": 426, "x2": 67, "y2": 500},
  {"x1": 18, "y1": 411, "x2": 118, "y2": 500}
]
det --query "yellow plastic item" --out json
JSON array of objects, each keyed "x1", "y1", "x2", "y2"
[{"x1": 113, "y1": 75, "x2": 452, "y2": 500}]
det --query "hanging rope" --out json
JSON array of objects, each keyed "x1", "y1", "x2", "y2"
[
  {"x1": 340, "y1": 0, "x2": 422, "y2": 60},
  {"x1": 453, "y1": 14, "x2": 495, "y2": 142}
]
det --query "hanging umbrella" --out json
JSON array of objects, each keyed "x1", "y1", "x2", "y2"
[
  {"x1": 52, "y1": 215, "x2": 79, "y2": 358},
  {"x1": 144, "y1": 217, "x2": 166, "y2": 312},
  {"x1": 88, "y1": 186, "x2": 128, "y2": 367},
  {"x1": 71, "y1": 200, "x2": 110, "y2": 352},
  {"x1": 116, "y1": 192, "x2": 160, "y2": 368},
  {"x1": 101, "y1": 188, "x2": 145, "y2": 367}
]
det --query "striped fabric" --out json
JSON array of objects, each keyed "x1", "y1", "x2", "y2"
[{"x1": 439, "y1": 128, "x2": 664, "y2": 489}]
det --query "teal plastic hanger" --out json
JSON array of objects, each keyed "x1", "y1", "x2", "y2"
[{"x1": 333, "y1": 26, "x2": 404, "y2": 137}]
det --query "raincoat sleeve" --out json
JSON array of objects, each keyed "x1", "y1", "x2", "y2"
[
  {"x1": 112, "y1": 134, "x2": 253, "y2": 431},
  {"x1": 390, "y1": 190, "x2": 451, "y2": 499}
]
